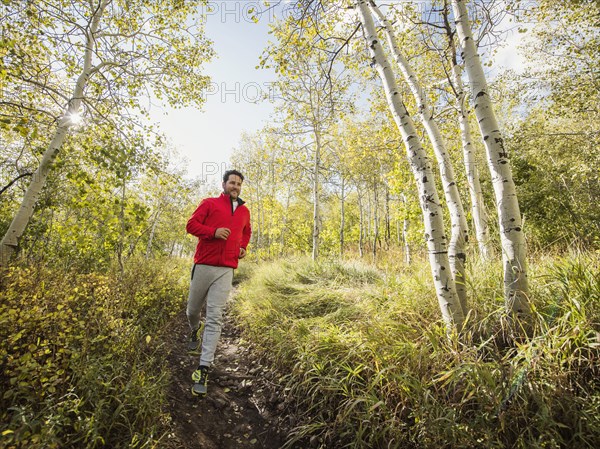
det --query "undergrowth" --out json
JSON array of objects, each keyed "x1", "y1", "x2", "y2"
[
  {"x1": 0, "y1": 258, "x2": 189, "y2": 449},
  {"x1": 232, "y1": 253, "x2": 600, "y2": 449}
]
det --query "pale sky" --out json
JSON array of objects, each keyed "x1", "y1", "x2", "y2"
[
  {"x1": 149, "y1": 1, "x2": 279, "y2": 181},
  {"x1": 149, "y1": 1, "x2": 526, "y2": 182}
]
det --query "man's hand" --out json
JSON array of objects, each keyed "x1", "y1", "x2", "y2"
[
  {"x1": 239, "y1": 247, "x2": 247, "y2": 259},
  {"x1": 214, "y1": 228, "x2": 231, "y2": 240}
]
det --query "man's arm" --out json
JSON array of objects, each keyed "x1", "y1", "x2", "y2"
[
  {"x1": 186, "y1": 199, "x2": 217, "y2": 239},
  {"x1": 240, "y1": 213, "x2": 252, "y2": 255}
]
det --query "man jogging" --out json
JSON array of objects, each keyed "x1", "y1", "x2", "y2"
[{"x1": 185, "y1": 169, "x2": 251, "y2": 396}]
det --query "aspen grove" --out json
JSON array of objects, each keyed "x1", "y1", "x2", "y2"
[{"x1": 1, "y1": 0, "x2": 599, "y2": 447}]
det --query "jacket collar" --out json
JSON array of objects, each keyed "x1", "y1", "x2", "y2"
[{"x1": 220, "y1": 192, "x2": 245, "y2": 206}]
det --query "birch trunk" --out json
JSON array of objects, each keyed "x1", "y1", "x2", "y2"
[
  {"x1": 385, "y1": 186, "x2": 391, "y2": 247},
  {"x1": 372, "y1": 178, "x2": 379, "y2": 261},
  {"x1": 358, "y1": 188, "x2": 364, "y2": 258},
  {"x1": 280, "y1": 184, "x2": 292, "y2": 256},
  {"x1": 370, "y1": 1, "x2": 468, "y2": 315},
  {"x1": 357, "y1": 0, "x2": 464, "y2": 329},
  {"x1": 452, "y1": 60, "x2": 492, "y2": 260},
  {"x1": 442, "y1": 5, "x2": 492, "y2": 260},
  {"x1": 401, "y1": 193, "x2": 411, "y2": 264},
  {"x1": 451, "y1": 0, "x2": 530, "y2": 318},
  {"x1": 312, "y1": 130, "x2": 321, "y2": 261},
  {"x1": 0, "y1": 1, "x2": 107, "y2": 268},
  {"x1": 340, "y1": 176, "x2": 345, "y2": 257}
]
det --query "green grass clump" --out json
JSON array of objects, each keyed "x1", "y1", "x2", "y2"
[
  {"x1": 0, "y1": 258, "x2": 189, "y2": 449},
  {"x1": 232, "y1": 254, "x2": 600, "y2": 449}
]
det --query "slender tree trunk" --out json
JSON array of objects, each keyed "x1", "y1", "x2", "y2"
[
  {"x1": 371, "y1": 1, "x2": 468, "y2": 315},
  {"x1": 385, "y1": 185, "x2": 391, "y2": 248},
  {"x1": 452, "y1": 0, "x2": 530, "y2": 319},
  {"x1": 117, "y1": 180, "x2": 126, "y2": 275},
  {"x1": 358, "y1": 0, "x2": 464, "y2": 329},
  {"x1": 453, "y1": 61, "x2": 492, "y2": 260},
  {"x1": 145, "y1": 208, "x2": 161, "y2": 259},
  {"x1": 268, "y1": 160, "x2": 275, "y2": 258},
  {"x1": 340, "y1": 176, "x2": 345, "y2": 257},
  {"x1": 443, "y1": 3, "x2": 491, "y2": 260},
  {"x1": 358, "y1": 188, "x2": 364, "y2": 258},
  {"x1": 256, "y1": 187, "x2": 263, "y2": 251},
  {"x1": 281, "y1": 184, "x2": 292, "y2": 257},
  {"x1": 312, "y1": 131, "x2": 321, "y2": 261},
  {"x1": 0, "y1": 1, "x2": 107, "y2": 268},
  {"x1": 367, "y1": 188, "x2": 372, "y2": 254},
  {"x1": 401, "y1": 193, "x2": 411, "y2": 265},
  {"x1": 403, "y1": 216, "x2": 411, "y2": 265},
  {"x1": 372, "y1": 178, "x2": 379, "y2": 261}
]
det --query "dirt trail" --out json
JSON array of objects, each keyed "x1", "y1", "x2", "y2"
[{"x1": 165, "y1": 308, "x2": 291, "y2": 449}]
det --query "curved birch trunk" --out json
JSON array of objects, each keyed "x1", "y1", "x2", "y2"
[
  {"x1": 451, "y1": 0, "x2": 530, "y2": 318},
  {"x1": 0, "y1": 1, "x2": 107, "y2": 268},
  {"x1": 370, "y1": 1, "x2": 468, "y2": 315},
  {"x1": 357, "y1": 0, "x2": 464, "y2": 329}
]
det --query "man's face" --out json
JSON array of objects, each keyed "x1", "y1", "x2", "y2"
[{"x1": 223, "y1": 174, "x2": 243, "y2": 199}]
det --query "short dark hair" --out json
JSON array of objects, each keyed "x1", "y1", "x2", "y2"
[{"x1": 223, "y1": 169, "x2": 244, "y2": 183}]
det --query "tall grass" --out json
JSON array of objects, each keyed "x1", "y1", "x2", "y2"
[
  {"x1": 232, "y1": 254, "x2": 600, "y2": 448},
  {"x1": 0, "y1": 258, "x2": 189, "y2": 449}
]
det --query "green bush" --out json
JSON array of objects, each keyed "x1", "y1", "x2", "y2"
[
  {"x1": 232, "y1": 255, "x2": 600, "y2": 449},
  {"x1": 0, "y1": 258, "x2": 189, "y2": 449}
]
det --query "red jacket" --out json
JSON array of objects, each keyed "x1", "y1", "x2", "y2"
[{"x1": 186, "y1": 193, "x2": 252, "y2": 269}]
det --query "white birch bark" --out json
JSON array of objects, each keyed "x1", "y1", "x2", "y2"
[
  {"x1": 357, "y1": 187, "x2": 364, "y2": 258},
  {"x1": 0, "y1": 1, "x2": 108, "y2": 268},
  {"x1": 357, "y1": 0, "x2": 464, "y2": 329},
  {"x1": 442, "y1": 5, "x2": 492, "y2": 260},
  {"x1": 340, "y1": 176, "x2": 345, "y2": 257},
  {"x1": 372, "y1": 178, "x2": 379, "y2": 261},
  {"x1": 451, "y1": 61, "x2": 492, "y2": 260},
  {"x1": 312, "y1": 130, "x2": 321, "y2": 261},
  {"x1": 370, "y1": 1, "x2": 468, "y2": 315},
  {"x1": 401, "y1": 193, "x2": 411, "y2": 265},
  {"x1": 451, "y1": 0, "x2": 530, "y2": 317}
]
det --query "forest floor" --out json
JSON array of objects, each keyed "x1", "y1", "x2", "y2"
[{"x1": 164, "y1": 307, "x2": 294, "y2": 449}]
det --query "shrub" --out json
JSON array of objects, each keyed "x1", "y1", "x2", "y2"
[{"x1": 0, "y1": 258, "x2": 188, "y2": 449}]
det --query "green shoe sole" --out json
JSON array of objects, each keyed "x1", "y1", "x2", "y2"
[
  {"x1": 191, "y1": 383, "x2": 207, "y2": 396},
  {"x1": 187, "y1": 322, "x2": 205, "y2": 352}
]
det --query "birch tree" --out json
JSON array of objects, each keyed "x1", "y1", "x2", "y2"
[
  {"x1": 451, "y1": 0, "x2": 530, "y2": 319},
  {"x1": 0, "y1": 0, "x2": 213, "y2": 267},
  {"x1": 356, "y1": 0, "x2": 465, "y2": 329},
  {"x1": 264, "y1": 12, "x2": 351, "y2": 261},
  {"x1": 441, "y1": 3, "x2": 492, "y2": 260},
  {"x1": 370, "y1": 1, "x2": 469, "y2": 313}
]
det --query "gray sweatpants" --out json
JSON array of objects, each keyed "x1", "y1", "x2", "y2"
[{"x1": 186, "y1": 264, "x2": 234, "y2": 367}]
